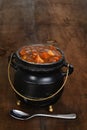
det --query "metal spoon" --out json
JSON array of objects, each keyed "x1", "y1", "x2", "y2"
[{"x1": 9, "y1": 109, "x2": 76, "y2": 120}]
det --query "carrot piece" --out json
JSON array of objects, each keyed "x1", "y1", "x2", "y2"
[
  {"x1": 48, "y1": 50, "x2": 55, "y2": 56},
  {"x1": 35, "y1": 55, "x2": 44, "y2": 63},
  {"x1": 40, "y1": 52, "x2": 50, "y2": 59}
]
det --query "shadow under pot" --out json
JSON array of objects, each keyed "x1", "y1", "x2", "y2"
[{"x1": 8, "y1": 44, "x2": 74, "y2": 107}]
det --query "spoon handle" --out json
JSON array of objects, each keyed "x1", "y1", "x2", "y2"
[{"x1": 35, "y1": 113, "x2": 76, "y2": 119}]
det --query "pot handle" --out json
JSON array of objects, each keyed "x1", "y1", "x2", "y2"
[
  {"x1": 62, "y1": 63, "x2": 74, "y2": 76},
  {"x1": 8, "y1": 53, "x2": 18, "y2": 70},
  {"x1": 8, "y1": 60, "x2": 70, "y2": 101},
  {"x1": 8, "y1": 55, "x2": 73, "y2": 101}
]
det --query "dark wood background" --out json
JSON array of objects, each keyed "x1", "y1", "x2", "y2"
[{"x1": 0, "y1": 0, "x2": 87, "y2": 130}]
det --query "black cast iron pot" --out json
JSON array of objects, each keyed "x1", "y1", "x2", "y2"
[{"x1": 8, "y1": 44, "x2": 74, "y2": 107}]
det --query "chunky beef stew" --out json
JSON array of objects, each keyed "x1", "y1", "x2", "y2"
[{"x1": 19, "y1": 45, "x2": 62, "y2": 64}]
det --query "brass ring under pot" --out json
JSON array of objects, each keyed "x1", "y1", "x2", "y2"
[{"x1": 8, "y1": 54, "x2": 69, "y2": 102}]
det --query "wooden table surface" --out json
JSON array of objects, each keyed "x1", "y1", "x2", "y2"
[{"x1": 0, "y1": 0, "x2": 87, "y2": 130}]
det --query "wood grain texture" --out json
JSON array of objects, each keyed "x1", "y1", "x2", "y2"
[{"x1": 0, "y1": 0, "x2": 87, "y2": 130}]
